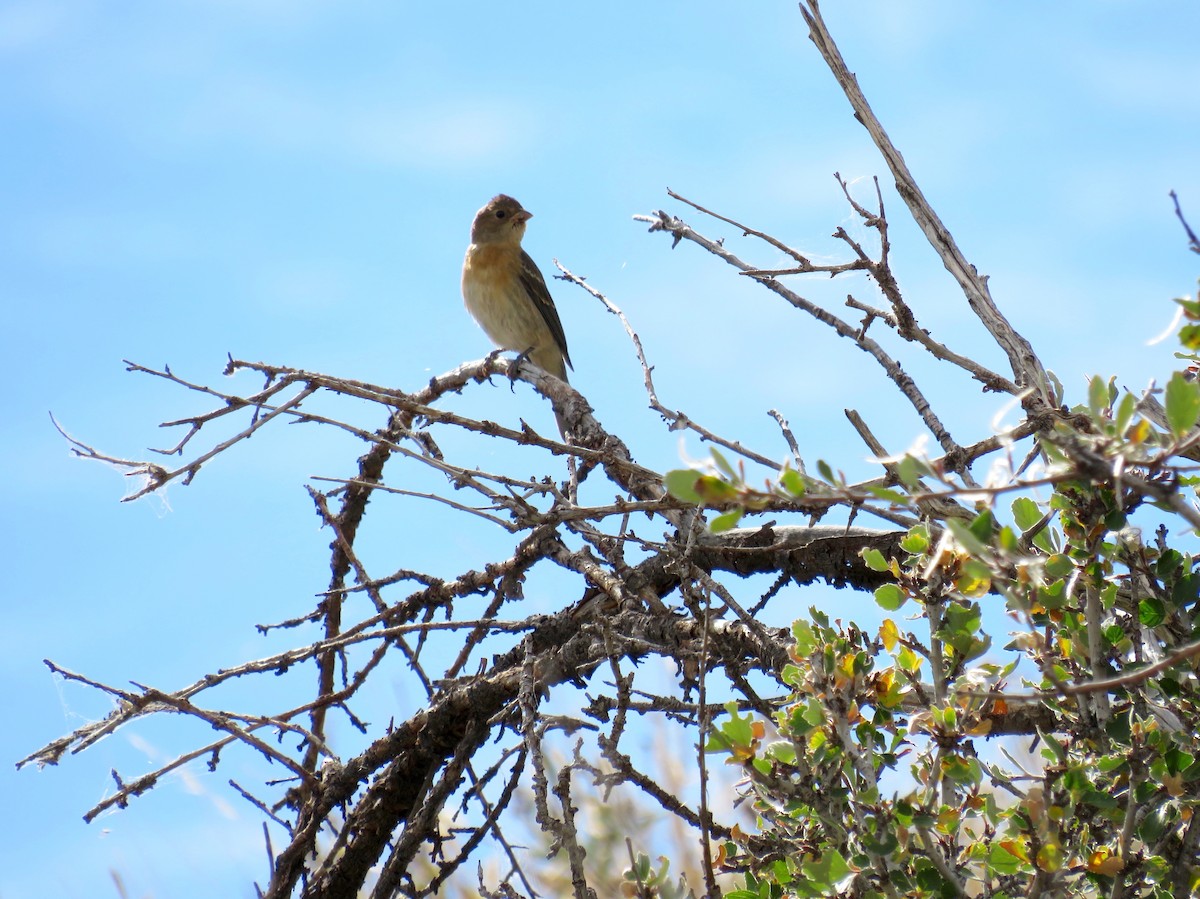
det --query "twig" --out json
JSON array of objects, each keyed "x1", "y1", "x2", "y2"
[
  {"x1": 768, "y1": 408, "x2": 805, "y2": 474},
  {"x1": 555, "y1": 261, "x2": 783, "y2": 474},
  {"x1": 1169, "y1": 190, "x2": 1200, "y2": 254},
  {"x1": 797, "y1": 1, "x2": 1051, "y2": 406},
  {"x1": 979, "y1": 635, "x2": 1200, "y2": 700},
  {"x1": 637, "y1": 203, "x2": 970, "y2": 467}
]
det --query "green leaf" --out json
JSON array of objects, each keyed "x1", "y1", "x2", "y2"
[
  {"x1": 862, "y1": 548, "x2": 889, "y2": 571},
  {"x1": 900, "y1": 525, "x2": 930, "y2": 554},
  {"x1": 693, "y1": 475, "x2": 739, "y2": 505},
  {"x1": 1178, "y1": 296, "x2": 1200, "y2": 318},
  {"x1": 1011, "y1": 496, "x2": 1043, "y2": 532},
  {"x1": 1088, "y1": 375, "x2": 1109, "y2": 416},
  {"x1": 780, "y1": 468, "x2": 806, "y2": 497},
  {"x1": 1040, "y1": 731, "x2": 1066, "y2": 762},
  {"x1": 802, "y1": 849, "x2": 850, "y2": 888},
  {"x1": 816, "y1": 459, "x2": 836, "y2": 484},
  {"x1": 968, "y1": 508, "x2": 996, "y2": 543},
  {"x1": 780, "y1": 663, "x2": 802, "y2": 687},
  {"x1": 664, "y1": 469, "x2": 701, "y2": 503},
  {"x1": 1044, "y1": 553, "x2": 1073, "y2": 578},
  {"x1": 938, "y1": 705, "x2": 958, "y2": 729},
  {"x1": 767, "y1": 740, "x2": 796, "y2": 764},
  {"x1": 956, "y1": 560, "x2": 992, "y2": 598},
  {"x1": 1165, "y1": 371, "x2": 1200, "y2": 436},
  {"x1": 1038, "y1": 578, "x2": 1066, "y2": 610},
  {"x1": 897, "y1": 645, "x2": 922, "y2": 672},
  {"x1": 946, "y1": 518, "x2": 988, "y2": 558},
  {"x1": 1173, "y1": 571, "x2": 1200, "y2": 608},
  {"x1": 800, "y1": 697, "x2": 825, "y2": 728},
  {"x1": 792, "y1": 620, "x2": 816, "y2": 656},
  {"x1": 1101, "y1": 581, "x2": 1119, "y2": 610},
  {"x1": 895, "y1": 455, "x2": 928, "y2": 490},
  {"x1": 1164, "y1": 746, "x2": 1193, "y2": 774},
  {"x1": 715, "y1": 701, "x2": 755, "y2": 750},
  {"x1": 862, "y1": 828, "x2": 899, "y2": 856},
  {"x1": 710, "y1": 509, "x2": 743, "y2": 533},
  {"x1": 989, "y1": 842, "x2": 1024, "y2": 876},
  {"x1": 1083, "y1": 790, "x2": 1120, "y2": 810},
  {"x1": 1040, "y1": 438, "x2": 1067, "y2": 464},
  {"x1": 710, "y1": 447, "x2": 737, "y2": 480},
  {"x1": 1181, "y1": 323, "x2": 1200, "y2": 351},
  {"x1": 866, "y1": 485, "x2": 910, "y2": 505},
  {"x1": 874, "y1": 583, "x2": 907, "y2": 611},
  {"x1": 943, "y1": 601, "x2": 982, "y2": 634},
  {"x1": 1114, "y1": 391, "x2": 1137, "y2": 434},
  {"x1": 1139, "y1": 596, "x2": 1166, "y2": 627}
]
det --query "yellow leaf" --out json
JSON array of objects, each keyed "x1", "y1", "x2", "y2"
[
  {"x1": 694, "y1": 474, "x2": 739, "y2": 504},
  {"x1": 1023, "y1": 788, "x2": 1045, "y2": 825},
  {"x1": 966, "y1": 718, "x2": 993, "y2": 736},
  {"x1": 1164, "y1": 771, "x2": 1185, "y2": 798},
  {"x1": 999, "y1": 839, "x2": 1029, "y2": 863},
  {"x1": 1087, "y1": 849, "x2": 1125, "y2": 876},
  {"x1": 898, "y1": 646, "x2": 923, "y2": 672},
  {"x1": 880, "y1": 618, "x2": 899, "y2": 652},
  {"x1": 956, "y1": 572, "x2": 991, "y2": 598},
  {"x1": 936, "y1": 808, "x2": 960, "y2": 834},
  {"x1": 1126, "y1": 418, "x2": 1152, "y2": 444},
  {"x1": 729, "y1": 739, "x2": 758, "y2": 762},
  {"x1": 1036, "y1": 842, "x2": 1063, "y2": 872}
]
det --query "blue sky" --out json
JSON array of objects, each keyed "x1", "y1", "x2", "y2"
[{"x1": 5, "y1": 3, "x2": 1200, "y2": 897}]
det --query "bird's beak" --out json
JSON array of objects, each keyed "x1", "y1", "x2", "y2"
[{"x1": 515, "y1": 210, "x2": 533, "y2": 224}]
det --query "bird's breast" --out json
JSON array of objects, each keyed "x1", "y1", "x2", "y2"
[{"x1": 462, "y1": 243, "x2": 546, "y2": 351}]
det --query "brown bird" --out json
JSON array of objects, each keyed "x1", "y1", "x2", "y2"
[{"x1": 461, "y1": 194, "x2": 573, "y2": 433}]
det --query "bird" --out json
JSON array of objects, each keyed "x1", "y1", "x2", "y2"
[{"x1": 461, "y1": 194, "x2": 574, "y2": 434}]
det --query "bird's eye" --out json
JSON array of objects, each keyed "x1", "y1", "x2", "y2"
[{"x1": 495, "y1": 210, "x2": 506, "y2": 219}]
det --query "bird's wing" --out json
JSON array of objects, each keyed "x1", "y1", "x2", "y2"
[{"x1": 517, "y1": 249, "x2": 572, "y2": 369}]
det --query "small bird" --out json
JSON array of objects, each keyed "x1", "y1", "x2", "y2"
[{"x1": 461, "y1": 195, "x2": 573, "y2": 430}]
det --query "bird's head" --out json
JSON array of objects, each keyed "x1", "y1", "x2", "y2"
[{"x1": 470, "y1": 194, "x2": 532, "y2": 245}]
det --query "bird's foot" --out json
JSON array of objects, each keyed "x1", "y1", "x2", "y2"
[{"x1": 508, "y1": 347, "x2": 535, "y2": 393}]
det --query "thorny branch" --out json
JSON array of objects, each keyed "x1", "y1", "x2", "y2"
[{"x1": 26, "y1": 5, "x2": 1200, "y2": 898}]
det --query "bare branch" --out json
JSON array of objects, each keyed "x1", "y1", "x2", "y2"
[{"x1": 797, "y1": 1, "x2": 1052, "y2": 406}]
